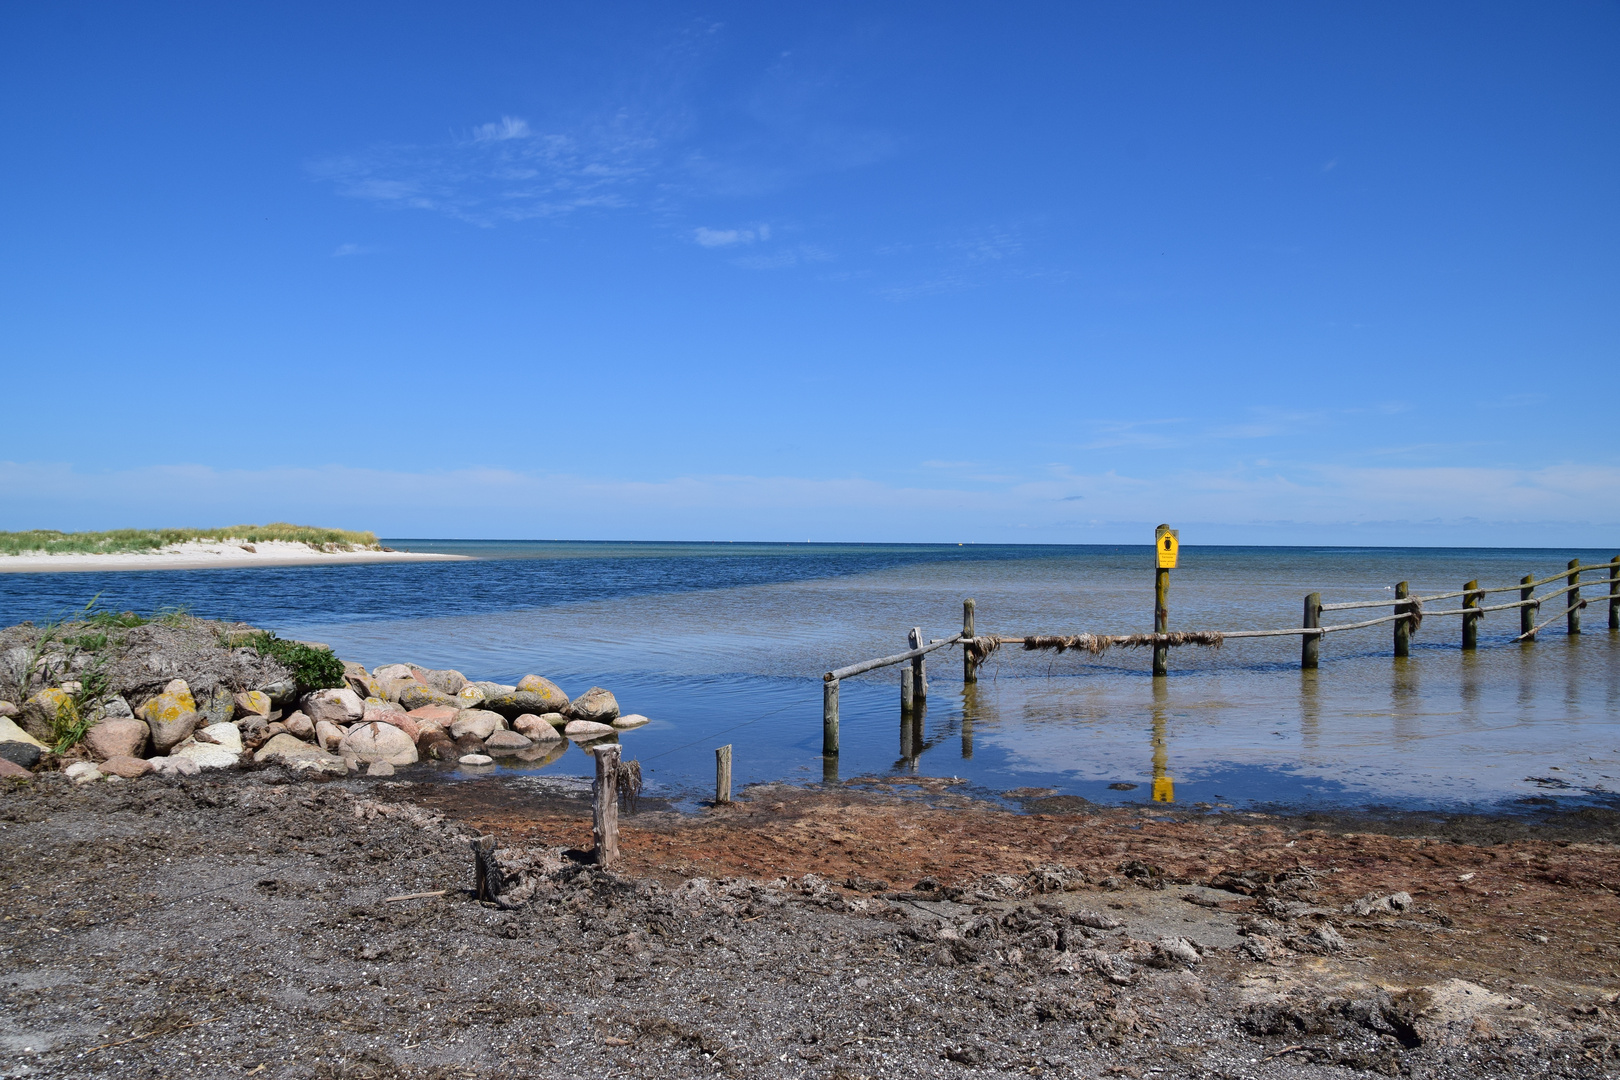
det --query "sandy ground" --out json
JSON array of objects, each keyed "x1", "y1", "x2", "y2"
[
  {"x1": 4, "y1": 769, "x2": 1619, "y2": 1079},
  {"x1": 0, "y1": 541, "x2": 469, "y2": 574}
]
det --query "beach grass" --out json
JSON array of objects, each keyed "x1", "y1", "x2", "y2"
[{"x1": 0, "y1": 523, "x2": 380, "y2": 557}]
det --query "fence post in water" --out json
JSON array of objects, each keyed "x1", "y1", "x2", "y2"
[
  {"x1": 822, "y1": 678, "x2": 840, "y2": 755},
  {"x1": 1153, "y1": 568, "x2": 1171, "y2": 677},
  {"x1": 1394, "y1": 581, "x2": 1411, "y2": 657},
  {"x1": 962, "y1": 599, "x2": 977, "y2": 683},
  {"x1": 592, "y1": 744, "x2": 621, "y2": 869},
  {"x1": 715, "y1": 744, "x2": 732, "y2": 805},
  {"x1": 1461, "y1": 580, "x2": 1481, "y2": 650},
  {"x1": 1567, "y1": 560, "x2": 1582, "y2": 636},
  {"x1": 900, "y1": 666, "x2": 913, "y2": 712},
  {"x1": 908, "y1": 627, "x2": 928, "y2": 699},
  {"x1": 1520, "y1": 574, "x2": 1537, "y2": 641},
  {"x1": 1301, "y1": 593, "x2": 1321, "y2": 669},
  {"x1": 1609, "y1": 556, "x2": 1619, "y2": 631}
]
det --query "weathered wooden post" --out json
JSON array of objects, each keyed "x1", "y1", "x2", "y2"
[
  {"x1": 472, "y1": 834, "x2": 500, "y2": 901},
  {"x1": 1394, "y1": 581, "x2": 1411, "y2": 657},
  {"x1": 908, "y1": 627, "x2": 928, "y2": 699},
  {"x1": 900, "y1": 666, "x2": 913, "y2": 712},
  {"x1": 715, "y1": 744, "x2": 732, "y2": 805},
  {"x1": 1609, "y1": 556, "x2": 1619, "y2": 631},
  {"x1": 962, "y1": 599, "x2": 977, "y2": 683},
  {"x1": 1153, "y1": 525, "x2": 1179, "y2": 677},
  {"x1": 1567, "y1": 560, "x2": 1582, "y2": 636},
  {"x1": 1520, "y1": 574, "x2": 1536, "y2": 641},
  {"x1": 592, "y1": 744, "x2": 621, "y2": 869},
  {"x1": 1461, "y1": 580, "x2": 1481, "y2": 650},
  {"x1": 822, "y1": 677, "x2": 839, "y2": 755},
  {"x1": 1300, "y1": 592, "x2": 1321, "y2": 669}
]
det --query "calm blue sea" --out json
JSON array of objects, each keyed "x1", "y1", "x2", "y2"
[{"x1": 3, "y1": 541, "x2": 1617, "y2": 814}]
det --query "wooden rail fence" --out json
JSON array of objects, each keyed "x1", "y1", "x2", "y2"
[{"x1": 819, "y1": 555, "x2": 1620, "y2": 755}]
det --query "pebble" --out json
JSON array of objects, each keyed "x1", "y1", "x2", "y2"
[{"x1": 459, "y1": 753, "x2": 493, "y2": 766}]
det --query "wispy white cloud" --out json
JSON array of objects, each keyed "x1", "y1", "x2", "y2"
[
  {"x1": 308, "y1": 114, "x2": 664, "y2": 227},
  {"x1": 330, "y1": 243, "x2": 375, "y2": 258},
  {"x1": 693, "y1": 224, "x2": 770, "y2": 247}
]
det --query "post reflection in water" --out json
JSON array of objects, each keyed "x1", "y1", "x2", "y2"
[
  {"x1": 960, "y1": 683, "x2": 978, "y2": 759},
  {"x1": 1390, "y1": 655, "x2": 1421, "y2": 745},
  {"x1": 1300, "y1": 668, "x2": 1321, "y2": 753},
  {"x1": 822, "y1": 753, "x2": 838, "y2": 786},
  {"x1": 899, "y1": 700, "x2": 926, "y2": 771},
  {"x1": 1460, "y1": 649, "x2": 1482, "y2": 722},
  {"x1": 1150, "y1": 678, "x2": 1174, "y2": 803}
]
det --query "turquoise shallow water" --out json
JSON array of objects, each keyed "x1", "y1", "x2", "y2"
[{"x1": 2, "y1": 542, "x2": 1616, "y2": 812}]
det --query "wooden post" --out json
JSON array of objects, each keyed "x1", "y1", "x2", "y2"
[
  {"x1": 1153, "y1": 568, "x2": 1170, "y2": 676},
  {"x1": 900, "y1": 666, "x2": 913, "y2": 712},
  {"x1": 1567, "y1": 560, "x2": 1582, "y2": 636},
  {"x1": 1520, "y1": 574, "x2": 1536, "y2": 641},
  {"x1": 1461, "y1": 580, "x2": 1480, "y2": 650},
  {"x1": 1609, "y1": 556, "x2": 1619, "y2": 631},
  {"x1": 1394, "y1": 581, "x2": 1411, "y2": 657},
  {"x1": 592, "y1": 744, "x2": 621, "y2": 869},
  {"x1": 715, "y1": 744, "x2": 732, "y2": 805},
  {"x1": 822, "y1": 678, "x2": 839, "y2": 755},
  {"x1": 1301, "y1": 592, "x2": 1321, "y2": 669},
  {"x1": 471, "y1": 834, "x2": 500, "y2": 902},
  {"x1": 962, "y1": 599, "x2": 977, "y2": 683},
  {"x1": 908, "y1": 627, "x2": 928, "y2": 699}
]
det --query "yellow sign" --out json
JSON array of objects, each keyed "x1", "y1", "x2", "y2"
[{"x1": 1155, "y1": 525, "x2": 1179, "y2": 569}]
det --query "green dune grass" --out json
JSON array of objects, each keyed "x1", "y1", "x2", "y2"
[{"x1": 0, "y1": 524, "x2": 380, "y2": 557}]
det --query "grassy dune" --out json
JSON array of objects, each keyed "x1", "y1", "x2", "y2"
[{"x1": 0, "y1": 523, "x2": 380, "y2": 557}]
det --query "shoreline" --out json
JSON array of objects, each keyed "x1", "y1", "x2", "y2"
[
  {"x1": 0, "y1": 538, "x2": 471, "y2": 573},
  {"x1": 4, "y1": 772, "x2": 1616, "y2": 1078}
]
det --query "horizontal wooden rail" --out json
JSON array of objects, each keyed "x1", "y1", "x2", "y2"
[
  {"x1": 1516, "y1": 598, "x2": 1589, "y2": 642},
  {"x1": 826, "y1": 635, "x2": 961, "y2": 681},
  {"x1": 1320, "y1": 560, "x2": 1616, "y2": 610}
]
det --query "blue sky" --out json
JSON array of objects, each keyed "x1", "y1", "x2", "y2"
[{"x1": 2, "y1": 2, "x2": 1616, "y2": 545}]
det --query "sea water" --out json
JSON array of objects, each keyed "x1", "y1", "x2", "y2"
[{"x1": 3, "y1": 542, "x2": 1616, "y2": 813}]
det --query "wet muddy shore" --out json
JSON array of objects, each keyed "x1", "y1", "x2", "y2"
[{"x1": 4, "y1": 771, "x2": 1619, "y2": 1079}]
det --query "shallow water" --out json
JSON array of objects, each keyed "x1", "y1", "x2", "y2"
[{"x1": 2, "y1": 542, "x2": 1616, "y2": 813}]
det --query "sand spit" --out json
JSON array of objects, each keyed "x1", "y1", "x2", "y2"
[{"x1": 0, "y1": 538, "x2": 469, "y2": 573}]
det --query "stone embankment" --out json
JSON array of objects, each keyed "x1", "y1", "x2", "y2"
[{"x1": 0, "y1": 615, "x2": 647, "y2": 782}]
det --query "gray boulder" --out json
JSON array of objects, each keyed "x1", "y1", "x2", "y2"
[
  {"x1": 484, "y1": 730, "x2": 532, "y2": 750},
  {"x1": 398, "y1": 684, "x2": 460, "y2": 711},
  {"x1": 338, "y1": 722, "x2": 418, "y2": 765},
  {"x1": 449, "y1": 709, "x2": 504, "y2": 741},
  {"x1": 569, "y1": 686, "x2": 620, "y2": 724},
  {"x1": 303, "y1": 688, "x2": 364, "y2": 726},
  {"x1": 413, "y1": 667, "x2": 469, "y2": 696},
  {"x1": 481, "y1": 690, "x2": 566, "y2": 719},
  {"x1": 254, "y1": 733, "x2": 347, "y2": 775},
  {"x1": 564, "y1": 719, "x2": 616, "y2": 741}
]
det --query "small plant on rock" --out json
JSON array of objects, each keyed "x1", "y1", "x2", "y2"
[{"x1": 245, "y1": 632, "x2": 345, "y2": 694}]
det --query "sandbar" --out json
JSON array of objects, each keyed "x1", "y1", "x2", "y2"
[{"x1": 0, "y1": 538, "x2": 470, "y2": 574}]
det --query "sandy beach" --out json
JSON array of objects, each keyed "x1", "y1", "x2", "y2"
[{"x1": 0, "y1": 539, "x2": 470, "y2": 574}]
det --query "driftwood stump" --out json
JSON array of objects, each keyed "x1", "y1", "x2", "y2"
[
  {"x1": 593, "y1": 744, "x2": 621, "y2": 869},
  {"x1": 471, "y1": 834, "x2": 502, "y2": 901}
]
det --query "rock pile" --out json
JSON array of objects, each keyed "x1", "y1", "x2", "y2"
[{"x1": 0, "y1": 636, "x2": 649, "y2": 782}]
